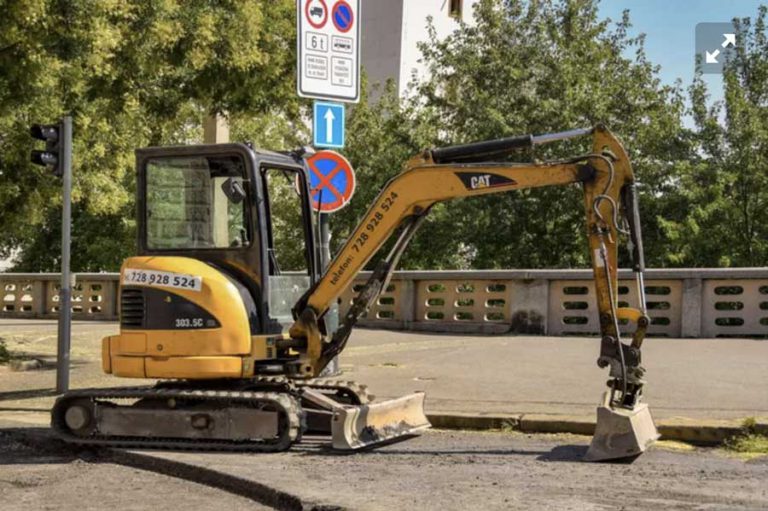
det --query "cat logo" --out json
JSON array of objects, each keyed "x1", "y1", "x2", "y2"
[
  {"x1": 455, "y1": 172, "x2": 517, "y2": 191},
  {"x1": 470, "y1": 174, "x2": 492, "y2": 189}
]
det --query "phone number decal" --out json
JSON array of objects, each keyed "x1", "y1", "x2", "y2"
[{"x1": 122, "y1": 269, "x2": 203, "y2": 292}]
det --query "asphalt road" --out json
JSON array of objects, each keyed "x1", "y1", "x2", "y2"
[
  {"x1": 0, "y1": 433, "x2": 270, "y2": 511},
  {"x1": 1, "y1": 319, "x2": 767, "y2": 510},
  {"x1": 1, "y1": 319, "x2": 766, "y2": 422},
  {"x1": 1, "y1": 428, "x2": 766, "y2": 511}
]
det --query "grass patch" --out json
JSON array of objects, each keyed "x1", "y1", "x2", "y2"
[
  {"x1": 0, "y1": 337, "x2": 37, "y2": 366},
  {"x1": 724, "y1": 418, "x2": 768, "y2": 454},
  {"x1": 655, "y1": 440, "x2": 697, "y2": 452},
  {"x1": 499, "y1": 419, "x2": 518, "y2": 433},
  {"x1": 0, "y1": 338, "x2": 10, "y2": 364}
]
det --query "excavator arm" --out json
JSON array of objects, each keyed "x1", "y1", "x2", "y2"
[
  {"x1": 289, "y1": 125, "x2": 659, "y2": 459},
  {"x1": 291, "y1": 126, "x2": 645, "y2": 385}
]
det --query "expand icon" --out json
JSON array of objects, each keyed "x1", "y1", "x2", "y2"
[{"x1": 696, "y1": 23, "x2": 738, "y2": 74}]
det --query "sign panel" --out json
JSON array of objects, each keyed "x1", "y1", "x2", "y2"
[
  {"x1": 306, "y1": 150, "x2": 356, "y2": 213},
  {"x1": 297, "y1": 0, "x2": 361, "y2": 103},
  {"x1": 313, "y1": 101, "x2": 345, "y2": 149}
]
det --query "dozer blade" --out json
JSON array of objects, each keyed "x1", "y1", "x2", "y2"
[
  {"x1": 331, "y1": 392, "x2": 431, "y2": 450},
  {"x1": 584, "y1": 391, "x2": 659, "y2": 462}
]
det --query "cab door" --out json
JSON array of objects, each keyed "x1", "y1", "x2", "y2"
[{"x1": 258, "y1": 161, "x2": 318, "y2": 329}]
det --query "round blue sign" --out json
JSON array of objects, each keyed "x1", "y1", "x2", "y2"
[
  {"x1": 332, "y1": 1, "x2": 354, "y2": 33},
  {"x1": 306, "y1": 151, "x2": 356, "y2": 213}
]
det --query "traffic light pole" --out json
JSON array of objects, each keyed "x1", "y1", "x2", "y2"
[{"x1": 56, "y1": 116, "x2": 73, "y2": 394}]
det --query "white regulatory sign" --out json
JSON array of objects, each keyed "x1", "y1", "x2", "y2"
[
  {"x1": 122, "y1": 269, "x2": 203, "y2": 292},
  {"x1": 297, "y1": 0, "x2": 360, "y2": 103}
]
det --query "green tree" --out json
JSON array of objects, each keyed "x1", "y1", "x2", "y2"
[
  {"x1": 332, "y1": 0, "x2": 689, "y2": 270},
  {"x1": 329, "y1": 79, "x2": 461, "y2": 268},
  {"x1": 0, "y1": 0, "x2": 302, "y2": 271},
  {"x1": 660, "y1": 6, "x2": 768, "y2": 267}
]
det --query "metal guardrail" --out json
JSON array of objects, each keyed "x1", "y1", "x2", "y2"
[{"x1": 1, "y1": 269, "x2": 766, "y2": 337}]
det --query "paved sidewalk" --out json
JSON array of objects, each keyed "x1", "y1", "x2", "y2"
[
  {"x1": 345, "y1": 329, "x2": 768, "y2": 422},
  {"x1": 0, "y1": 319, "x2": 766, "y2": 427}
]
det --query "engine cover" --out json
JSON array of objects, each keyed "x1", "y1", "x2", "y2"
[{"x1": 102, "y1": 256, "x2": 253, "y2": 379}]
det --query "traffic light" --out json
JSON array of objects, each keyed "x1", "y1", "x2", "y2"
[{"x1": 30, "y1": 122, "x2": 62, "y2": 176}]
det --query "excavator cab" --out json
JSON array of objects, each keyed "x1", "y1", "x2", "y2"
[
  {"x1": 136, "y1": 144, "x2": 319, "y2": 337},
  {"x1": 68, "y1": 143, "x2": 428, "y2": 452}
]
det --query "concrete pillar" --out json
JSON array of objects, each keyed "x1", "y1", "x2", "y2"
[
  {"x1": 509, "y1": 279, "x2": 549, "y2": 335},
  {"x1": 104, "y1": 279, "x2": 119, "y2": 320},
  {"x1": 400, "y1": 279, "x2": 417, "y2": 330},
  {"x1": 203, "y1": 114, "x2": 230, "y2": 247},
  {"x1": 203, "y1": 114, "x2": 230, "y2": 144},
  {"x1": 681, "y1": 278, "x2": 703, "y2": 338},
  {"x1": 31, "y1": 280, "x2": 47, "y2": 317}
]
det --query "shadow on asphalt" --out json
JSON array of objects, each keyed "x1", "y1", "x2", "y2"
[
  {"x1": 0, "y1": 407, "x2": 50, "y2": 413},
  {"x1": 0, "y1": 427, "x2": 308, "y2": 510},
  {"x1": 540, "y1": 445, "x2": 642, "y2": 464},
  {"x1": 537, "y1": 444, "x2": 589, "y2": 462},
  {"x1": 294, "y1": 438, "x2": 595, "y2": 462},
  {"x1": 0, "y1": 388, "x2": 58, "y2": 402},
  {"x1": 0, "y1": 429, "x2": 77, "y2": 466},
  {"x1": 317, "y1": 444, "x2": 636, "y2": 464},
  {"x1": 1, "y1": 353, "x2": 90, "y2": 371}
]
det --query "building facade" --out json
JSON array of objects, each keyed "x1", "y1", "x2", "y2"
[{"x1": 361, "y1": 0, "x2": 478, "y2": 97}]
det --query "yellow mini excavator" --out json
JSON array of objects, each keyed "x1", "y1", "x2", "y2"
[{"x1": 52, "y1": 126, "x2": 658, "y2": 461}]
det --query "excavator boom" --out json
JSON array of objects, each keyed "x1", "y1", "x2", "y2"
[{"x1": 289, "y1": 125, "x2": 658, "y2": 459}]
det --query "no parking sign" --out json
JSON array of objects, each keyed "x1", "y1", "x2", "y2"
[{"x1": 306, "y1": 150, "x2": 356, "y2": 213}]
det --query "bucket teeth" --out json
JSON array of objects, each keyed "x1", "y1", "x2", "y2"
[
  {"x1": 585, "y1": 391, "x2": 659, "y2": 462},
  {"x1": 331, "y1": 392, "x2": 430, "y2": 450}
]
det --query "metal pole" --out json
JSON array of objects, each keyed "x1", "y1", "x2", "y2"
[
  {"x1": 56, "y1": 115, "x2": 73, "y2": 394},
  {"x1": 319, "y1": 213, "x2": 340, "y2": 376}
]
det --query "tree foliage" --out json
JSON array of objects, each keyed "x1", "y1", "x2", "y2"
[
  {"x1": 0, "y1": 0, "x2": 301, "y2": 271},
  {"x1": 338, "y1": 0, "x2": 689, "y2": 269},
  {"x1": 1, "y1": 0, "x2": 765, "y2": 272},
  {"x1": 659, "y1": 6, "x2": 768, "y2": 267}
]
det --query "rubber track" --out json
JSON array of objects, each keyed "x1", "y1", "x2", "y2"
[{"x1": 51, "y1": 386, "x2": 302, "y2": 453}]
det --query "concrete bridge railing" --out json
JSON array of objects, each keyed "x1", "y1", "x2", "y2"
[
  {"x1": 343, "y1": 269, "x2": 768, "y2": 338},
  {"x1": 1, "y1": 269, "x2": 766, "y2": 338},
  {"x1": 0, "y1": 273, "x2": 119, "y2": 322}
]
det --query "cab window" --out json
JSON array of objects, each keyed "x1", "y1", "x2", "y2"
[{"x1": 144, "y1": 155, "x2": 249, "y2": 250}]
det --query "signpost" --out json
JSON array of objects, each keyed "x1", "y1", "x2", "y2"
[
  {"x1": 306, "y1": 150, "x2": 356, "y2": 376},
  {"x1": 298, "y1": 0, "x2": 360, "y2": 373},
  {"x1": 297, "y1": 0, "x2": 361, "y2": 103},
  {"x1": 313, "y1": 101, "x2": 345, "y2": 149}
]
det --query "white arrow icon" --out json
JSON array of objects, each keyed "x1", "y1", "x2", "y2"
[
  {"x1": 324, "y1": 108, "x2": 335, "y2": 144},
  {"x1": 706, "y1": 49, "x2": 720, "y2": 64},
  {"x1": 722, "y1": 33, "x2": 736, "y2": 48}
]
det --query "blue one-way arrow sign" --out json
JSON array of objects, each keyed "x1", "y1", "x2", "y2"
[{"x1": 313, "y1": 101, "x2": 345, "y2": 149}]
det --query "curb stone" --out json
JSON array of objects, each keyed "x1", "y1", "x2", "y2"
[{"x1": 426, "y1": 412, "x2": 768, "y2": 444}]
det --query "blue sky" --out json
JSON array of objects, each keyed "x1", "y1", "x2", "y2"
[{"x1": 597, "y1": 0, "x2": 765, "y2": 109}]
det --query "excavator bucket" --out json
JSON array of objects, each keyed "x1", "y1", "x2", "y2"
[
  {"x1": 584, "y1": 391, "x2": 660, "y2": 462},
  {"x1": 331, "y1": 392, "x2": 431, "y2": 450}
]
